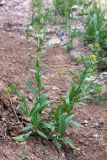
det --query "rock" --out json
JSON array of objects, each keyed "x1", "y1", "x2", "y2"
[
  {"x1": 57, "y1": 31, "x2": 68, "y2": 45},
  {"x1": 93, "y1": 122, "x2": 100, "y2": 128},
  {"x1": 84, "y1": 120, "x2": 89, "y2": 124},
  {"x1": 93, "y1": 134, "x2": 98, "y2": 138},
  {"x1": 46, "y1": 28, "x2": 56, "y2": 34},
  {"x1": 2, "y1": 118, "x2": 5, "y2": 122},
  {"x1": 85, "y1": 76, "x2": 95, "y2": 83},
  {"x1": 71, "y1": 5, "x2": 80, "y2": 12},
  {"x1": 47, "y1": 37, "x2": 60, "y2": 47},
  {"x1": 99, "y1": 72, "x2": 107, "y2": 80},
  {"x1": 57, "y1": 31, "x2": 65, "y2": 38},
  {"x1": 70, "y1": 50, "x2": 82, "y2": 60},
  {"x1": 83, "y1": 120, "x2": 89, "y2": 127},
  {"x1": 0, "y1": 0, "x2": 5, "y2": 6},
  {"x1": 52, "y1": 86, "x2": 60, "y2": 91},
  {"x1": 61, "y1": 35, "x2": 68, "y2": 44},
  {"x1": 93, "y1": 121, "x2": 103, "y2": 129}
]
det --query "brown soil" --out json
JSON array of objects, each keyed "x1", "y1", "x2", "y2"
[
  {"x1": 0, "y1": 28, "x2": 107, "y2": 160},
  {"x1": 0, "y1": 1, "x2": 107, "y2": 159}
]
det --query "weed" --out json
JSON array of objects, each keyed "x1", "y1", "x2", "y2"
[
  {"x1": 83, "y1": 0, "x2": 107, "y2": 71},
  {"x1": 5, "y1": 52, "x2": 99, "y2": 150},
  {"x1": 83, "y1": 1, "x2": 107, "y2": 52},
  {"x1": 4, "y1": 0, "x2": 102, "y2": 151}
]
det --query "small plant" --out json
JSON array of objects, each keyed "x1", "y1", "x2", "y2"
[
  {"x1": 83, "y1": 1, "x2": 107, "y2": 49},
  {"x1": 27, "y1": 0, "x2": 51, "y2": 52},
  {"x1": 83, "y1": 0, "x2": 107, "y2": 71},
  {"x1": 53, "y1": 0, "x2": 74, "y2": 19},
  {"x1": 5, "y1": 0, "x2": 102, "y2": 151},
  {"x1": 5, "y1": 52, "x2": 99, "y2": 150}
]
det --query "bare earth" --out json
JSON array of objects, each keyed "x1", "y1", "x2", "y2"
[{"x1": 0, "y1": 0, "x2": 107, "y2": 160}]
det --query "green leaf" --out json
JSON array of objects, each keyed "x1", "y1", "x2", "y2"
[
  {"x1": 44, "y1": 122, "x2": 55, "y2": 132},
  {"x1": 31, "y1": 114, "x2": 41, "y2": 128},
  {"x1": 31, "y1": 101, "x2": 50, "y2": 116},
  {"x1": 36, "y1": 129, "x2": 48, "y2": 139},
  {"x1": 20, "y1": 97, "x2": 30, "y2": 117},
  {"x1": 22, "y1": 124, "x2": 33, "y2": 132},
  {"x1": 68, "y1": 121, "x2": 84, "y2": 128},
  {"x1": 40, "y1": 94, "x2": 48, "y2": 103},
  {"x1": 65, "y1": 114, "x2": 75, "y2": 123},
  {"x1": 59, "y1": 115, "x2": 66, "y2": 137},
  {"x1": 26, "y1": 81, "x2": 37, "y2": 95},
  {"x1": 4, "y1": 84, "x2": 17, "y2": 94},
  {"x1": 63, "y1": 138, "x2": 76, "y2": 150},
  {"x1": 53, "y1": 141, "x2": 62, "y2": 151},
  {"x1": 12, "y1": 131, "x2": 32, "y2": 142}
]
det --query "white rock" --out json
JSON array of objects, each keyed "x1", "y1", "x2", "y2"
[
  {"x1": 99, "y1": 72, "x2": 107, "y2": 80},
  {"x1": 84, "y1": 120, "x2": 89, "y2": 124},
  {"x1": 93, "y1": 134, "x2": 98, "y2": 138},
  {"x1": 71, "y1": 5, "x2": 80, "y2": 11},
  {"x1": 85, "y1": 76, "x2": 95, "y2": 83},
  {"x1": 47, "y1": 37, "x2": 60, "y2": 47},
  {"x1": 0, "y1": 0, "x2": 5, "y2": 5}
]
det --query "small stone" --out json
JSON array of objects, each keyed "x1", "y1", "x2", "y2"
[
  {"x1": 0, "y1": 0, "x2": 5, "y2": 6},
  {"x1": 52, "y1": 86, "x2": 60, "y2": 91},
  {"x1": 46, "y1": 28, "x2": 56, "y2": 34},
  {"x1": 93, "y1": 134, "x2": 98, "y2": 138},
  {"x1": 93, "y1": 122, "x2": 100, "y2": 128},
  {"x1": 61, "y1": 35, "x2": 68, "y2": 44},
  {"x1": 85, "y1": 76, "x2": 95, "y2": 83},
  {"x1": 84, "y1": 120, "x2": 89, "y2": 124},
  {"x1": 57, "y1": 31, "x2": 64, "y2": 37},
  {"x1": 99, "y1": 72, "x2": 107, "y2": 80},
  {"x1": 2, "y1": 118, "x2": 5, "y2": 122},
  {"x1": 71, "y1": 5, "x2": 79, "y2": 11},
  {"x1": 47, "y1": 37, "x2": 60, "y2": 47},
  {"x1": 84, "y1": 124, "x2": 88, "y2": 127}
]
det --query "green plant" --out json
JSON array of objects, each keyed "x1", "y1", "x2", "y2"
[
  {"x1": 53, "y1": 0, "x2": 82, "y2": 19},
  {"x1": 83, "y1": 0, "x2": 107, "y2": 48},
  {"x1": 27, "y1": 0, "x2": 52, "y2": 52},
  {"x1": 83, "y1": 0, "x2": 107, "y2": 71},
  {"x1": 5, "y1": 52, "x2": 99, "y2": 150}
]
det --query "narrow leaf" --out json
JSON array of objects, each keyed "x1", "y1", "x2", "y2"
[
  {"x1": 36, "y1": 129, "x2": 48, "y2": 139},
  {"x1": 22, "y1": 124, "x2": 33, "y2": 131},
  {"x1": 12, "y1": 131, "x2": 32, "y2": 142},
  {"x1": 69, "y1": 121, "x2": 84, "y2": 127},
  {"x1": 26, "y1": 81, "x2": 37, "y2": 95}
]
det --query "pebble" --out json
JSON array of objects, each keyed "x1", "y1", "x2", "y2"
[
  {"x1": 2, "y1": 118, "x2": 5, "y2": 122},
  {"x1": 47, "y1": 37, "x2": 60, "y2": 47},
  {"x1": 0, "y1": 0, "x2": 5, "y2": 6},
  {"x1": 99, "y1": 72, "x2": 107, "y2": 80},
  {"x1": 71, "y1": 5, "x2": 80, "y2": 11},
  {"x1": 84, "y1": 120, "x2": 89, "y2": 124},
  {"x1": 57, "y1": 31, "x2": 64, "y2": 38},
  {"x1": 93, "y1": 134, "x2": 98, "y2": 138},
  {"x1": 93, "y1": 122, "x2": 100, "y2": 128},
  {"x1": 93, "y1": 121, "x2": 104, "y2": 129}
]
